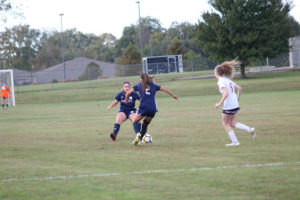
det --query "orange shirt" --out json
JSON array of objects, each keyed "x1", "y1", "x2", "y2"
[{"x1": 1, "y1": 86, "x2": 11, "y2": 98}]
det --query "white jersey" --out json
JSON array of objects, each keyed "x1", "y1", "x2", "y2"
[{"x1": 217, "y1": 77, "x2": 239, "y2": 110}]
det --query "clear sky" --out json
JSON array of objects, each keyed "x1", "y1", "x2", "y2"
[{"x1": 3, "y1": 0, "x2": 300, "y2": 38}]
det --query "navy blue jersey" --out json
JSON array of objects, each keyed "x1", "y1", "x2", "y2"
[
  {"x1": 133, "y1": 82, "x2": 161, "y2": 111},
  {"x1": 115, "y1": 91, "x2": 140, "y2": 112}
]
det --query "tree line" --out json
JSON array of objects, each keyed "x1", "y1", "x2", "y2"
[{"x1": 1, "y1": 0, "x2": 300, "y2": 78}]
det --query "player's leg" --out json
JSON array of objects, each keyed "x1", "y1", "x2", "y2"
[
  {"x1": 5, "y1": 97, "x2": 9, "y2": 109},
  {"x1": 231, "y1": 114, "x2": 256, "y2": 138},
  {"x1": 132, "y1": 114, "x2": 144, "y2": 145},
  {"x1": 140, "y1": 116, "x2": 153, "y2": 139},
  {"x1": 110, "y1": 112, "x2": 127, "y2": 141},
  {"x1": 1, "y1": 97, "x2": 4, "y2": 110},
  {"x1": 222, "y1": 113, "x2": 239, "y2": 146},
  {"x1": 129, "y1": 113, "x2": 141, "y2": 135}
]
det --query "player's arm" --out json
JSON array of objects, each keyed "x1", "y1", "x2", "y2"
[
  {"x1": 160, "y1": 87, "x2": 178, "y2": 100},
  {"x1": 235, "y1": 84, "x2": 242, "y2": 101},
  {"x1": 107, "y1": 100, "x2": 119, "y2": 111},
  {"x1": 124, "y1": 88, "x2": 134, "y2": 103},
  {"x1": 216, "y1": 87, "x2": 228, "y2": 109}
]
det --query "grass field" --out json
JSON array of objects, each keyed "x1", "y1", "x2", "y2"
[{"x1": 1, "y1": 71, "x2": 300, "y2": 200}]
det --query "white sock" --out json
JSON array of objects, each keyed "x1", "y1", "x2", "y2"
[
  {"x1": 228, "y1": 130, "x2": 239, "y2": 143},
  {"x1": 235, "y1": 122, "x2": 251, "y2": 132}
]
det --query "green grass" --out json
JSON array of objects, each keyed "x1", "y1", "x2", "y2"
[{"x1": 1, "y1": 71, "x2": 300, "y2": 199}]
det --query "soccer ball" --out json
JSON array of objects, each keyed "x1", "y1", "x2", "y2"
[{"x1": 142, "y1": 134, "x2": 153, "y2": 144}]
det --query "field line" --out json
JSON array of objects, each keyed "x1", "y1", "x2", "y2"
[{"x1": 2, "y1": 161, "x2": 299, "y2": 183}]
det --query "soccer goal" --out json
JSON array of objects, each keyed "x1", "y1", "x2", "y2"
[{"x1": 0, "y1": 70, "x2": 16, "y2": 106}]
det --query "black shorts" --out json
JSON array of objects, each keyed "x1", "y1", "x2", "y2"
[
  {"x1": 222, "y1": 107, "x2": 240, "y2": 115},
  {"x1": 2, "y1": 97, "x2": 7, "y2": 100}
]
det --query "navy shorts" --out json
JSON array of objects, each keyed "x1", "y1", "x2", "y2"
[
  {"x1": 119, "y1": 108, "x2": 137, "y2": 119},
  {"x1": 222, "y1": 107, "x2": 240, "y2": 115},
  {"x1": 138, "y1": 109, "x2": 157, "y2": 118}
]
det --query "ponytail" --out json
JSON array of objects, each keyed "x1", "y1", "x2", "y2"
[
  {"x1": 141, "y1": 73, "x2": 153, "y2": 92},
  {"x1": 215, "y1": 58, "x2": 241, "y2": 78}
]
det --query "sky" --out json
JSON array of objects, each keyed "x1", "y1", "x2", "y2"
[{"x1": 3, "y1": 0, "x2": 300, "y2": 39}]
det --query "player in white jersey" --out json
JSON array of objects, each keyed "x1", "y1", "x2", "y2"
[{"x1": 214, "y1": 59, "x2": 256, "y2": 146}]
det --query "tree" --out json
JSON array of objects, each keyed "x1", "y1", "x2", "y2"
[
  {"x1": 287, "y1": 16, "x2": 300, "y2": 36},
  {"x1": 0, "y1": 25, "x2": 41, "y2": 70},
  {"x1": 78, "y1": 62, "x2": 102, "y2": 81},
  {"x1": 167, "y1": 37, "x2": 183, "y2": 55},
  {"x1": 114, "y1": 25, "x2": 137, "y2": 58},
  {"x1": 0, "y1": 0, "x2": 22, "y2": 23},
  {"x1": 115, "y1": 43, "x2": 142, "y2": 76},
  {"x1": 198, "y1": 0, "x2": 293, "y2": 78},
  {"x1": 85, "y1": 33, "x2": 116, "y2": 63},
  {"x1": 117, "y1": 43, "x2": 141, "y2": 65}
]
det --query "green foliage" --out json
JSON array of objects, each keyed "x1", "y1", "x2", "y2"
[
  {"x1": 198, "y1": 0, "x2": 293, "y2": 78},
  {"x1": 78, "y1": 62, "x2": 102, "y2": 81},
  {"x1": 51, "y1": 78, "x2": 58, "y2": 83},
  {"x1": 167, "y1": 37, "x2": 183, "y2": 55},
  {"x1": 117, "y1": 43, "x2": 141, "y2": 65},
  {"x1": 0, "y1": 25, "x2": 41, "y2": 70},
  {"x1": 115, "y1": 44, "x2": 142, "y2": 77}
]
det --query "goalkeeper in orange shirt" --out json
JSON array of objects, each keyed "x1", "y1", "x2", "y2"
[{"x1": 1, "y1": 82, "x2": 11, "y2": 110}]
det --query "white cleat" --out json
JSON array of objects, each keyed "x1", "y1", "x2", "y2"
[
  {"x1": 132, "y1": 133, "x2": 141, "y2": 146},
  {"x1": 250, "y1": 128, "x2": 256, "y2": 138},
  {"x1": 225, "y1": 142, "x2": 240, "y2": 147}
]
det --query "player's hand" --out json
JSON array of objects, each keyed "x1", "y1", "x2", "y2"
[
  {"x1": 124, "y1": 98, "x2": 128, "y2": 104},
  {"x1": 173, "y1": 95, "x2": 179, "y2": 100},
  {"x1": 215, "y1": 103, "x2": 221, "y2": 109},
  {"x1": 107, "y1": 105, "x2": 112, "y2": 111}
]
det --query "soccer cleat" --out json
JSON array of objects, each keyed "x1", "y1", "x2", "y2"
[
  {"x1": 132, "y1": 133, "x2": 141, "y2": 145},
  {"x1": 225, "y1": 142, "x2": 240, "y2": 147},
  {"x1": 250, "y1": 128, "x2": 256, "y2": 138},
  {"x1": 110, "y1": 133, "x2": 117, "y2": 141},
  {"x1": 137, "y1": 140, "x2": 142, "y2": 146}
]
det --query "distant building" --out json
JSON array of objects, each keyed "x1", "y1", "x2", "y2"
[
  {"x1": 11, "y1": 57, "x2": 117, "y2": 85},
  {"x1": 35, "y1": 57, "x2": 117, "y2": 84},
  {"x1": 289, "y1": 36, "x2": 300, "y2": 68}
]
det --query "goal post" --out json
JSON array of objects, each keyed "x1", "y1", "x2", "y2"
[{"x1": 0, "y1": 69, "x2": 16, "y2": 107}]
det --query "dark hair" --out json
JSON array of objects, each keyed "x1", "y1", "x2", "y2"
[
  {"x1": 141, "y1": 73, "x2": 153, "y2": 92},
  {"x1": 123, "y1": 81, "x2": 130, "y2": 86}
]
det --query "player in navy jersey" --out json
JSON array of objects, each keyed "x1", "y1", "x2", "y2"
[
  {"x1": 125, "y1": 73, "x2": 178, "y2": 145},
  {"x1": 107, "y1": 82, "x2": 141, "y2": 141}
]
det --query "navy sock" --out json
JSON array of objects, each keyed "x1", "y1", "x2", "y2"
[
  {"x1": 113, "y1": 123, "x2": 120, "y2": 134},
  {"x1": 1, "y1": 104, "x2": 4, "y2": 108},
  {"x1": 141, "y1": 120, "x2": 150, "y2": 138},
  {"x1": 133, "y1": 122, "x2": 141, "y2": 134},
  {"x1": 6, "y1": 104, "x2": 8, "y2": 107}
]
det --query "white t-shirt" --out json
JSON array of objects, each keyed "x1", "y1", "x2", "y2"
[{"x1": 217, "y1": 77, "x2": 239, "y2": 110}]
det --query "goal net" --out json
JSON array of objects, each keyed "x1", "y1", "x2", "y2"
[{"x1": 0, "y1": 70, "x2": 16, "y2": 106}]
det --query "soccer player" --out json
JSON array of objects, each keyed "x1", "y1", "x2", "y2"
[
  {"x1": 125, "y1": 73, "x2": 178, "y2": 145},
  {"x1": 107, "y1": 82, "x2": 141, "y2": 141},
  {"x1": 1, "y1": 82, "x2": 11, "y2": 110},
  {"x1": 214, "y1": 59, "x2": 256, "y2": 146}
]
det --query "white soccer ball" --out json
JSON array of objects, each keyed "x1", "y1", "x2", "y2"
[{"x1": 142, "y1": 134, "x2": 153, "y2": 144}]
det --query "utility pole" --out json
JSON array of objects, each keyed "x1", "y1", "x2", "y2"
[
  {"x1": 136, "y1": 1, "x2": 143, "y2": 60},
  {"x1": 59, "y1": 13, "x2": 66, "y2": 80}
]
